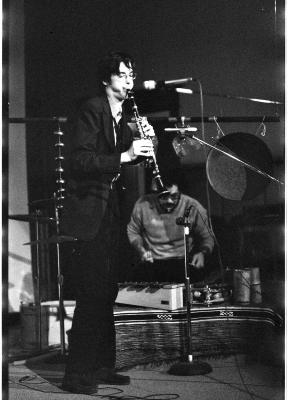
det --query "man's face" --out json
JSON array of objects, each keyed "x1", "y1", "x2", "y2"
[
  {"x1": 105, "y1": 62, "x2": 135, "y2": 101},
  {"x1": 158, "y1": 184, "x2": 181, "y2": 213}
]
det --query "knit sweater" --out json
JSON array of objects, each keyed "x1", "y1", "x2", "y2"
[{"x1": 127, "y1": 193, "x2": 214, "y2": 260}]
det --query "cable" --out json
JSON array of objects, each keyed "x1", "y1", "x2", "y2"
[
  {"x1": 194, "y1": 206, "x2": 225, "y2": 280},
  {"x1": 206, "y1": 375, "x2": 273, "y2": 400},
  {"x1": 218, "y1": 269, "x2": 262, "y2": 400},
  {"x1": 212, "y1": 116, "x2": 225, "y2": 139},
  {"x1": 194, "y1": 79, "x2": 226, "y2": 283},
  {"x1": 193, "y1": 78, "x2": 281, "y2": 399},
  {"x1": 10, "y1": 376, "x2": 180, "y2": 399},
  {"x1": 234, "y1": 353, "x2": 257, "y2": 400},
  {"x1": 10, "y1": 373, "x2": 280, "y2": 400},
  {"x1": 254, "y1": 116, "x2": 267, "y2": 137}
]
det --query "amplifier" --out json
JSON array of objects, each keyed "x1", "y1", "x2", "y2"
[{"x1": 20, "y1": 301, "x2": 75, "y2": 350}]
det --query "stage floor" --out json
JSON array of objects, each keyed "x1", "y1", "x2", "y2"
[
  {"x1": 7, "y1": 300, "x2": 285, "y2": 400},
  {"x1": 8, "y1": 352, "x2": 285, "y2": 400}
]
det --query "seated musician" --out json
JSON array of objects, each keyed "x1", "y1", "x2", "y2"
[{"x1": 127, "y1": 169, "x2": 215, "y2": 283}]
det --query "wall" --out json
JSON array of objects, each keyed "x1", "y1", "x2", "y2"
[
  {"x1": 24, "y1": 1, "x2": 284, "y2": 118},
  {"x1": 8, "y1": 0, "x2": 34, "y2": 312},
  {"x1": 24, "y1": 0, "x2": 284, "y2": 171}
]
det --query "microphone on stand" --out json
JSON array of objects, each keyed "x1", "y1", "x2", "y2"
[
  {"x1": 165, "y1": 126, "x2": 198, "y2": 135},
  {"x1": 140, "y1": 77, "x2": 193, "y2": 90},
  {"x1": 176, "y1": 205, "x2": 193, "y2": 225},
  {"x1": 174, "y1": 88, "x2": 193, "y2": 94},
  {"x1": 184, "y1": 205, "x2": 193, "y2": 217}
]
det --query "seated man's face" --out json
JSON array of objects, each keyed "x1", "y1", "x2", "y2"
[{"x1": 158, "y1": 184, "x2": 180, "y2": 213}]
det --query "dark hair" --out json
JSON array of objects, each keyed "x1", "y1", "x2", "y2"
[
  {"x1": 97, "y1": 51, "x2": 136, "y2": 92},
  {"x1": 160, "y1": 168, "x2": 186, "y2": 189}
]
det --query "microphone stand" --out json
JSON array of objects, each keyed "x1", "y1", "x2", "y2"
[
  {"x1": 41, "y1": 193, "x2": 68, "y2": 365},
  {"x1": 45, "y1": 121, "x2": 68, "y2": 363},
  {"x1": 168, "y1": 209, "x2": 212, "y2": 376},
  {"x1": 54, "y1": 193, "x2": 67, "y2": 359},
  {"x1": 34, "y1": 210, "x2": 42, "y2": 353},
  {"x1": 44, "y1": 125, "x2": 68, "y2": 364}
]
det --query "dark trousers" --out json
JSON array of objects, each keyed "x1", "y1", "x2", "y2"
[{"x1": 65, "y1": 190, "x2": 120, "y2": 376}]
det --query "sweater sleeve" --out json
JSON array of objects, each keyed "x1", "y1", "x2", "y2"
[
  {"x1": 191, "y1": 204, "x2": 215, "y2": 255},
  {"x1": 127, "y1": 201, "x2": 145, "y2": 252}
]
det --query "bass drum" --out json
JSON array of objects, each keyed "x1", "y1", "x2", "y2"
[{"x1": 206, "y1": 132, "x2": 273, "y2": 201}]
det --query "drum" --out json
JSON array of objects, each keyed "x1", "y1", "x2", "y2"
[
  {"x1": 250, "y1": 267, "x2": 262, "y2": 304},
  {"x1": 233, "y1": 269, "x2": 251, "y2": 303},
  {"x1": 190, "y1": 283, "x2": 232, "y2": 305}
]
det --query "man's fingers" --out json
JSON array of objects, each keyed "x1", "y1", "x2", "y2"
[{"x1": 133, "y1": 139, "x2": 154, "y2": 156}]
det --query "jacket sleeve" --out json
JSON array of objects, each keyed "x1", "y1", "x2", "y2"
[{"x1": 70, "y1": 101, "x2": 121, "y2": 175}]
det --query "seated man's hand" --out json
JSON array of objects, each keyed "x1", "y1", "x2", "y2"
[
  {"x1": 190, "y1": 252, "x2": 205, "y2": 269},
  {"x1": 141, "y1": 250, "x2": 154, "y2": 263}
]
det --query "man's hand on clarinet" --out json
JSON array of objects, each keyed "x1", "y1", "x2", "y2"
[
  {"x1": 123, "y1": 138, "x2": 154, "y2": 161},
  {"x1": 121, "y1": 117, "x2": 156, "y2": 163}
]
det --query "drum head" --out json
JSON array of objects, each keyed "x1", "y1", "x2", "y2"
[{"x1": 206, "y1": 132, "x2": 273, "y2": 200}]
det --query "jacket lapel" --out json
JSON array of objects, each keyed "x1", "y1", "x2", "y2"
[
  {"x1": 102, "y1": 96, "x2": 134, "y2": 152},
  {"x1": 102, "y1": 98, "x2": 116, "y2": 151}
]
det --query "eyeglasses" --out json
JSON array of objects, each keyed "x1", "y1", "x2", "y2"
[
  {"x1": 159, "y1": 193, "x2": 180, "y2": 202},
  {"x1": 116, "y1": 72, "x2": 137, "y2": 81}
]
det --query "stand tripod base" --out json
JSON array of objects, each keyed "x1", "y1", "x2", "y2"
[{"x1": 168, "y1": 360, "x2": 212, "y2": 376}]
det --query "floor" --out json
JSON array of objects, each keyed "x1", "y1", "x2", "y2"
[
  {"x1": 6, "y1": 317, "x2": 285, "y2": 400},
  {"x1": 7, "y1": 354, "x2": 285, "y2": 400}
]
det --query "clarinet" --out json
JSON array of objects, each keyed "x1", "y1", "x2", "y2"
[{"x1": 127, "y1": 90, "x2": 168, "y2": 194}]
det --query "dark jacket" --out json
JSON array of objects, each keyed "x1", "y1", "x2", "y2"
[{"x1": 60, "y1": 95, "x2": 134, "y2": 240}]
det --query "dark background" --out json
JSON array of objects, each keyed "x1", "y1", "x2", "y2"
[{"x1": 19, "y1": 0, "x2": 285, "y2": 298}]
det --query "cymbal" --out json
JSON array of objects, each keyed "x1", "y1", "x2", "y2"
[
  {"x1": 23, "y1": 235, "x2": 78, "y2": 245},
  {"x1": 9, "y1": 214, "x2": 56, "y2": 223}
]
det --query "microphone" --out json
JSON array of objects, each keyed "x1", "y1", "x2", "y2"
[
  {"x1": 184, "y1": 205, "x2": 193, "y2": 218},
  {"x1": 165, "y1": 127, "x2": 198, "y2": 134},
  {"x1": 176, "y1": 205, "x2": 193, "y2": 225},
  {"x1": 142, "y1": 77, "x2": 193, "y2": 90}
]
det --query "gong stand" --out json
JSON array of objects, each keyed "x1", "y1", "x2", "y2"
[
  {"x1": 165, "y1": 126, "x2": 283, "y2": 186},
  {"x1": 168, "y1": 207, "x2": 212, "y2": 376}
]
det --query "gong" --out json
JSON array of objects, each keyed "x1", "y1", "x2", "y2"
[{"x1": 206, "y1": 132, "x2": 273, "y2": 200}]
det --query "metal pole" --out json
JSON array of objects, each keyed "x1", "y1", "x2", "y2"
[
  {"x1": 183, "y1": 223, "x2": 193, "y2": 362},
  {"x1": 54, "y1": 197, "x2": 66, "y2": 356}
]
